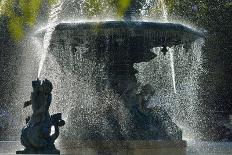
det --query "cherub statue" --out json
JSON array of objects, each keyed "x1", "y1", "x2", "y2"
[{"x1": 17, "y1": 79, "x2": 65, "y2": 154}]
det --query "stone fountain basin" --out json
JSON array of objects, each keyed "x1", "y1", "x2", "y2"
[
  {"x1": 44, "y1": 20, "x2": 204, "y2": 48},
  {"x1": 0, "y1": 140, "x2": 186, "y2": 154},
  {"x1": 3, "y1": 141, "x2": 232, "y2": 155},
  {"x1": 37, "y1": 21, "x2": 204, "y2": 64}
]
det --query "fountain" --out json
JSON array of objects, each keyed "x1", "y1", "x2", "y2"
[
  {"x1": 0, "y1": 0, "x2": 207, "y2": 154},
  {"x1": 34, "y1": 18, "x2": 204, "y2": 151}
]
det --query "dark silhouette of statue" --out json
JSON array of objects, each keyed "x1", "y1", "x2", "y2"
[
  {"x1": 16, "y1": 79, "x2": 65, "y2": 154},
  {"x1": 138, "y1": 84, "x2": 155, "y2": 112}
]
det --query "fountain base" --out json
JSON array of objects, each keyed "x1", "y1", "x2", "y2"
[
  {"x1": 60, "y1": 140, "x2": 186, "y2": 149},
  {"x1": 16, "y1": 149, "x2": 60, "y2": 154},
  {"x1": 1, "y1": 140, "x2": 186, "y2": 155}
]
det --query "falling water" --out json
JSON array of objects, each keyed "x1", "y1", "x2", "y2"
[
  {"x1": 134, "y1": 0, "x2": 205, "y2": 140},
  {"x1": 159, "y1": 0, "x2": 168, "y2": 21},
  {"x1": 37, "y1": 0, "x2": 64, "y2": 78},
  {"x1": 159, "y1": 0, "x2": 177, "y2": 94},
  {"x1": 170, "y1": 49, "x2": 177, "y2": 93}
]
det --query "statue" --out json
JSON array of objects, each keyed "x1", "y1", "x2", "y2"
[
  {"x1": 138, "y1": 84, "x2": 155, "y2": 112},
  {"x1": 16, "y1": 79, "x2": 65, "y2": 154}
]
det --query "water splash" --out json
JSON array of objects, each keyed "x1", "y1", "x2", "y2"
[
  {"x1": 159, "y1": 0, "x2": 168, "y2": 21},
  {"x1": 37, "y1": 0, "x2": 64, "y2": 78},
  {"x1": 170, "y1": 49, "x2": 177, "y2": 94},
  {"x1": 159, "y1": 0, "x2": 177, "y2": 94},
  {"x1": 135, "y1": 39, "x2": 205, "y2": 140}
]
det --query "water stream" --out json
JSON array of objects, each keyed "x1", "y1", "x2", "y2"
[
  {"x1": 159, "y1": 0, "x2": 177, "y2": 94},
  {"x1": 37, "y1": 0, "x2": 64, "y2": 78},
  {"x1": 170, "y1": 49, "x2": 177, "y2": 93},
  {"x1": 159, "y1": 0, "x2": 168, "y2": 21}
]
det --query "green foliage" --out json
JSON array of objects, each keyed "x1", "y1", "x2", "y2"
[
  {"x1": 117, "y1": 0, "x2": 132, "y2": 18},
  {"x1": 165, "y1": 0, "x2": 175, "y2": 12},
  {"x1": 19, "y1": 0, "x2": 42, "y2": 26},
  {"x1": 83, "y1": 0, "x2": 104, "y2": 17},
  {"x1": 82, "y1": 0, "x2": 132, "y2": 19},
  {"x1": 0, "y1": 0, "x2": 56, "y2": 41},
  {"x1": 48, "y1": 0, "x2": 57, "y2": 5},
  {"x1": 164, "y1": 0, "x2": 209, "y2": 24}
]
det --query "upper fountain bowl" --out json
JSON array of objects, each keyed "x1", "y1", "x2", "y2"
[
  {"x1": 36, "y1": 20, "x2": 205, "y2": 63},
  {"x1": 37, "y1": 20, "x2": 204, "y2": 47}
]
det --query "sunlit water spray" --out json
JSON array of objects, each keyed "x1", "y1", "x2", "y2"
[
  {"x1": 4, "y1": 0, "x2": 205, "y2": 142},
  {"x1": 133, "y1": 0, "x2": 205, "y2": 141},
  {"x1": 170, "y1": 49, "x2": 177, "y2": 93},
  {"x1": 159, "y1": 0, "x2": 177, "y2": 94},
  {"x1": 159, "y1": 0, "x2": 168, "y2": 21},
  {"x1": 37, "y1": 0, "x2": 64, "y2": 78}
]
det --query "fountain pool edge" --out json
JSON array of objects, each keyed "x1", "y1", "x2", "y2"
[{"x1": 0, "y1": 140, "x2": 186, "y2": 154}]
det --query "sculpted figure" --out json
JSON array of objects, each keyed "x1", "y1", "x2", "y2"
[
  {"x1": 138, "y1": 84, "x2": 155, "y2": 111},
  {"x1": 17, "y1": 79, "x2": 65, "y2": 154}
]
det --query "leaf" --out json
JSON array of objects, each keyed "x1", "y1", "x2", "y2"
[
  {"x1": 117, "y1": 0, "x2": 131, "y2": 18},
  {"x1": 0, "y1": 0, "x2": 57, "y2": 41},
  {"x1": 8, "y1": 14, "x2": 24, "y2": 40},
  {"x1": 19, "y1": 0, "x2": 42, "y2": 26}
]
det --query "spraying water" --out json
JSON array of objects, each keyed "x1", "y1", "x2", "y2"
[
  {"x1": 170, "y1": 49, "x2": 177, "y2": 93},
  {"x1": 1, "y1": 0, "x2": 205, "y2": 142},
  {"x1": 133, "y1": 0, "x2": 205, "y2": 139},
  {"x1": 159, "y1": 0, "x2": 168, "y2": 21},
  {"x1": 37, "y1": 0, "x2": 64, "y2": 78},
  {"x1": 159, "y1": 0, "x2": 177, "y2": 94}
]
